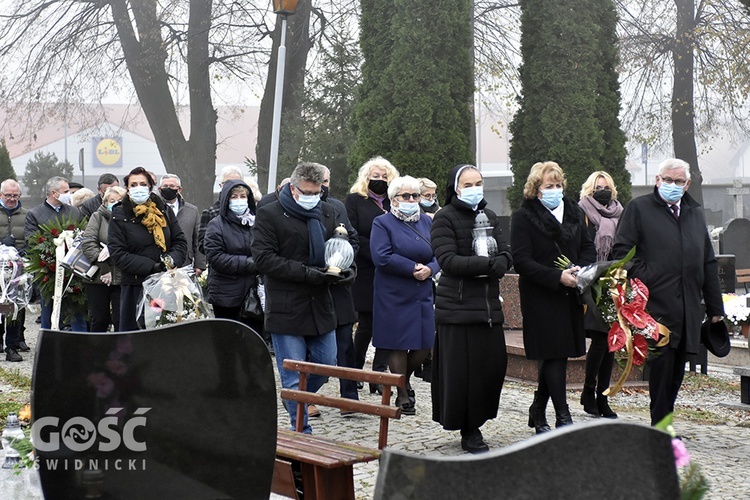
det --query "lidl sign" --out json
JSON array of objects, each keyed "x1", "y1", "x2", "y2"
[{"x1": 93, "y1": 137, "x2": 123, "y2": 168}]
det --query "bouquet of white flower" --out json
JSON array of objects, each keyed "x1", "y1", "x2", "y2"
[{"x1": 137, "y1": 265, "x2": 213, "y2": 328}]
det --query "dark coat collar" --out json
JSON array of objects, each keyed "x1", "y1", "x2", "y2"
[{"x1": 518, "y1": 196, "x2": 583, "y2": 245}]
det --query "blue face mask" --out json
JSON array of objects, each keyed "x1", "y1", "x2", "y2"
[
  {"x1": 229, "y1": 199, "x2": 248, "y2": 215},
  {"x1": 420, "y1": 199, "x2": 435, "y2": 208},
  {"x1": 296, "y1": 193, "x2": 320, "y2": 211},
  {"x1": 397, "y1": 202, "x2": 419, "y2": 216},
  {"x1": 129, "y1": 186, "x2": 151, "y2": 205},
  {"x1": 540, "y1": 188, "x2": 563, "y2": 210},
  {"x1": 458, "y1": 186, "x2": 484, "y2": 207},
  {"x1": 658, "y1": 182, "x2": 684, "y2": 203},
  {"x1": 106, "y1": 202, "x2": 117, "y2": 211}
]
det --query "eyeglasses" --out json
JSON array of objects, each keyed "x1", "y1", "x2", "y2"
[
  {"x1": 396, "y1": 193, "x2": 421, "y2": 201},
  {"x1": 661, "y1": 177, "x2": 687, "y2": 187},
  {"x1": 294, "y1": 185, "x2": 322, "y2": 197},
  {"x1": 1, "y1": 193, "x2": 20, "y2": 199},
  {"x1": 421, "y1": 193, "x2": 437, "y2": 200},
  {"x1": 594, "y1": 186, "x2": 611, "y2": 192}
]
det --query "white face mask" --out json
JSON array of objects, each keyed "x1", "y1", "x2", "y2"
[
  {"x1": 129, "y1": 186, "x2": 151, "y2": 205},
  {"x1": 296, "y1": 193, "x2": 321, "y2": 211},
  {"x1": 57, "y1": 192, "x2": 72, "y2": 205}
]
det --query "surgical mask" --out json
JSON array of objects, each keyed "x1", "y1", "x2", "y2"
[
  {"x1": 58, "y1": 192, "x2": 72, "y2": 205},
  {"x1": 229, "y1": 199, "x2": 248, "y2": 215},
  {"x1": 592, "y1": 189, "x2": 612, "y2": 206},
  {"x1": 658, "y1": 182, "x2": 684, "y2": 203},
  {"x1": 129, "y1": 186, "x2": 151, "y2": 205},
  {"x1": 397, "y1": 202, "x2": 419, "y2": 216},
  {"x1": 540, "y1": 188, "x2": 563, "y2": 210},
  {"x1": 420, "y1": 198, "x2": 436, "y2": 208},
  {"x1": 106, "y1": 202, "x2": 117, "y2": 211},
  {"x1": 368, "y1": 179, "x2": 388, "y2": 195},
  {"x1": 159, "y1": 187, "x2": 179, "y2": 201},
  {"x1": 296, "y1": 193, "x2": 321, "y2": 211},
  {"x1": 458, "y1": 186, "x2": 484, "y2": 207}
]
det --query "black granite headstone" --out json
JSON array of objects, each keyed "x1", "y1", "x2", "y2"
[
  {"x1": 32, "y1": 319, "x2": 277, "y2": 500},
  {"x1": 373, "y1": 421, "x2": 680, "y2": 499},
  {"x1": 495, "y1": 215, "x2": 511, "y2": 243},
  {"x1": 720, "y1": 218, "x2": 750, "y2": 269},
  {"x1": 717, "y1": 254, "x2": 736, "y2": 294}
]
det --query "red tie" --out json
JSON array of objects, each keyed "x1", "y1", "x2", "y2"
[{"x1": 670, "y1": 204, "x2": 679, "y2": 220}]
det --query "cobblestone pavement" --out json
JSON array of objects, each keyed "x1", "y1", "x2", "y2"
[{"x1": 3, "y1": 316, "x2": 750, "y2": 499}]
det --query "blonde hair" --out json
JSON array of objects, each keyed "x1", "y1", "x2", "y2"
[
  {"x1": 580, "y1": 171, "x2": 618, "y2": 200},
  {"x1": 102, "y1": 186, "x2": 127, "y2": 205},
  {"x1": 244, "y1": 177, "x2": 263, "y2": 202},
  {"x1": 418, "y1": 177, "x2": 437, "y2": 192},
  {"x1": 71, "y1": 188, "x2": 95, "y2": 208},
  {"x1": 349, "y1": 156, "x2": 400, "y2": 196},
  {"x1": 523, "y1": 161, "x2": 566, "y2": 199}
]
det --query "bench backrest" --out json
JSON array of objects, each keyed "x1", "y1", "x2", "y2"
[{"x1": 280, "y1": 359, "x2": 406, "y2": 449}]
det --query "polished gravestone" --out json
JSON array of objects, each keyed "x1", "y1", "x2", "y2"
[
  {"x1": 32, "y1": 319, "x2": 276, "y2": 500},
  {"x1": 720, "y1": 218, "x2": 750, "y2": 269},
  {"x1": 373, "y1": 421, "x2": 680, "y2": 499},
  {"x1": 717, "y1": 254, "x2": 736, "y2": 294}
]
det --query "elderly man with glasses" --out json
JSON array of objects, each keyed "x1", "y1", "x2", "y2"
[{"x1": 0, "y1": 179, "x2": 29, "y2": 361}]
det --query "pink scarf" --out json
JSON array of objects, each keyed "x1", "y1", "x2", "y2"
[{"x1": 579, "y1": 196, "x2": 623, "y2": 261}]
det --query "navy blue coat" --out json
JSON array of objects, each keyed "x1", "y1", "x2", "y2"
[
  {"x1": 204, "y1": 180, "x2": 258, "y2": 309},
  {"x1": 371, "y1": 212, "x2": 439, "y2": 350}
]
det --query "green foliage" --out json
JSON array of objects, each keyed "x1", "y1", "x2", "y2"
[
  {"x1": 508, "y1": 0, "x2": 630, "y2": 209},
  {"x1": 0, "y1": 138, "x2": 16, "y2": 182},
  {"x1": 301, "y1": 20, "x2": 361, "y2": 200},
  {"x1": 350, "y1": 0, "x2": 474, "y2": 192},
  {"x1": 22, "y1": 151, "x2": 74, "y2": 199}
]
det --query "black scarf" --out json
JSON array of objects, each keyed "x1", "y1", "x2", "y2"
[
  {"x1": 518, "y1": 196, "x2": 583, "y2": 245},
  {"x1": 278, "y1": 184, "x2": 327, "y2": 267}
]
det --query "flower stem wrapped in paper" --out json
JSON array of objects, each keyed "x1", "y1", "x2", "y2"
[
  {"x1": 573, "y1": 246, "x2": 670, "y2": 397},
  {"x1": 0, "y1": 245, "x2": 33, "y2": 322},
  {"x1": 137, "y1": 259, "x2": 213, "y2": 328}
]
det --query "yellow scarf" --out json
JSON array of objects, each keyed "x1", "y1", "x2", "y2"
[{"x1": 133, "y1": 199, "x2": 167, "y2": 252}]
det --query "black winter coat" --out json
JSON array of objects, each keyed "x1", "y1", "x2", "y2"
[
  {"x1": 327, "y1": 196, "x2": 359, "y2": 326},
  {"x1": 613, "y1": 188, "x2": 723, "y2": 354},
  {"x1": 344, "y1": 193, "x2": 389, "y2": 312},
  {"x1": 204, "y1": 180, "x2": 258, "y2": 309},
  {"x1": 511, "y1": 196, "x2": 596, "y2": 360},
  {"x1": 252, "y1": 197, "x2": 356, "y2": 336},
  {"x1": 431, "y1": 196, "x2": 511, "y2": 326},
  {"x1": 108, "y1": 194, "x2": 188, "y2": 285}
]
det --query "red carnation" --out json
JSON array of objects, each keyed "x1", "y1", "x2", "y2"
[
  {"x1": 73, "y1": 285, "x2": 81, "y2": 294},
  {"x1": 68, "y1": 224, "x2": 75, "y2": 231},
  {"x1": 48, "y1": 263, "x2": 56, "y2": 272},
  {"x1": 43, "y1": 275, "x2": 49, "y2": 283},
  {"x1": 38, "y1": 236, "x2": 45, "y2": 243},
  {"x1": 50, "y1": 228, "x2": 59, "y2": 237},
  {"x1": 39, "y1": 261, "x2": 47, "y2": 267}
]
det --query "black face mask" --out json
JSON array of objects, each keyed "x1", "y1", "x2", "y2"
[
  {"x1": 320, "y1": 185, "x2": 329, "y2": 201},
  {"x1": 592, "y1": 189, "x2": 612, "y2": 206},
  {"x1": 368, "y1": 179, "x2": 388, "y2": 195},
  {"x1": 160, "y1": 187, "x2": 179, "y2": 201}
]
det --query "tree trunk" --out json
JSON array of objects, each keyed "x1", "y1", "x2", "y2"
[
  {"x1": 256, "y1": 1, "x2": 312, "y2": 193},
  {"x1": 672, "y1": 0, "x2": 702, "y2": 206},
  {"x1": 110, "y1": 0, "x2": 217, "y2": 210}
]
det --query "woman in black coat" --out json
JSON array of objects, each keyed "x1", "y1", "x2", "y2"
[
  {"x1": 344, "y1": 156, "x2": 399, "y2": 392},
  {"x1": 511, "y1": 161, "x2": 596, "y2": 434},
  {"x1": 109, "y1": 167, "x2": 188, "y2": 332},
  {"x1": 430, "y1": 165, "x2": 512, "y2": 454},
  {"x1": 204, "y1": 180, "x2": 262, "y2": 334}
]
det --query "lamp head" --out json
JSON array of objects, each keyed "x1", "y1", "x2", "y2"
[{"x1": 273, "y1": 0, "x2": 299, "y2": 15}]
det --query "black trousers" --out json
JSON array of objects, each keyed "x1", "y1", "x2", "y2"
[
  {"x1": 86, "y1": 283, "x2": 121, "y2": 332},
  {"x1": 336, "y1": 323, "x2": 359, "y2": 400},
  {"x1": 647, "y1": 338, "x2": 687, "y2": 425},
  {"x1": 119, "y1": 283, "x2": 142, "y2": 332}
]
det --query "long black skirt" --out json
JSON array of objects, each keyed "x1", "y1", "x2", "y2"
[{"x1": 431, "y1": 323, "x2": 507, "y2": 431}]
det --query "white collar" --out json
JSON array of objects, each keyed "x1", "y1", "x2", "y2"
[{"x1": 548, "y1": 201, "x2": 564, "y2": 223}]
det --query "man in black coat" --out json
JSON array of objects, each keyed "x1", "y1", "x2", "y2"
[
  {"x1": 80, "y1": 173, "x2": 119, "y2": 218},
  {"x1": 252, "y1": 162, "x2": 356, "y2": 432},
  {"x1": 613, "y1": 158, "x2": 723, "y2": 426}
]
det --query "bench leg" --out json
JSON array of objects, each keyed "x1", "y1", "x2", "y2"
[
  {"x1": 742, "y1": 376, "x2": 750, "y2": 405},
  {"x1": 300, "y1": 463, "x2": 355, "y2": 500}
]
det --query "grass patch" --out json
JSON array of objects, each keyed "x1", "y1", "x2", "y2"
[
  {"x1": 677, "y1": 406, "x2": 728, "y2": 425},
  {"x1": 0, "y1": 367, "x2": 32, "y2": 390},
  {"x1": 681, "y1": 373, "x2": 738, "y2": 393},
  {"x1": 0, "y1": 367, "x2": 31, "y2": 431}
]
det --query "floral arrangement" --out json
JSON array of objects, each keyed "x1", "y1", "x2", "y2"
[
  {"x1": 24, "y1": 214, "x2": 88, "y2": 323},
  {"x1": 722, "y1": 293, "x2": 750, "y2": 326},
  {"x1": 654, "y1": 413, "x2": 709, "y2": 499},
  {"x1": 560, "y1": 247, "x2": 669, "y2": 396},
  {"x1": 138, "y1": 265, "x2": 213, "y2": 328}
]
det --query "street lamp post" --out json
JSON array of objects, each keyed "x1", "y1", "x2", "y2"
[{"x1": 267, "y1": 0, "x2": 299, "y2": 194}]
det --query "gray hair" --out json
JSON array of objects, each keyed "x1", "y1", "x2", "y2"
[
  {"x1": 220, "y1": 165, "x2": 244, "y2": 182},
  {"x1": 45, "y1": 176, "x2": 69, "y2": 196},
  {"x1": 658, "y1": 158, "x2": 691, "y2": 180},
  {"x1": 291, "y1": 162, "x2": 326, "y2": 185},
  {"x1": 388, "y1": 175, "x2": 421, "y2": 199},
  {"x1": 418, "y1": 177, "x2": 437, "y2": 191},
  {"x1": 160, "y1": 173, "x2": 182, "y2": 186},
  {"x1": 102, "y1": 186, "x2": 127, "y2": 204},
  {"x1": 0, "y1": 179, "x2": 20, "y2": 192}
]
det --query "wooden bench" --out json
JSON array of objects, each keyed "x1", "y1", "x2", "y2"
[
  {"x1": 737, "y1": 268, "x2": 750, "y2": 293},
  {"x1": 734, "y1": 366, "x2": 750, "y2": 405},
  {"x1": 272, "y1": 360, "x2": 406, "y2": 500}
]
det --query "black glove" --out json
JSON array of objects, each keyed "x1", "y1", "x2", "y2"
[
  {"x1": 335, "y1": 267, "x2": 357, "y2": 286},
  {"x1": 489, "y1": 252, "x2": 512, "y2": 278},
  {"x1": 245, "y1": 257, "x2": 256, "y2": 274},
  {"x1": 304, "y1": 266, "x2": 328, "y2": 285},
  {"x1": 152, "y1": 261, "x2": 166, "y2": 274},
  {"x1": 1, "y1": 235, "x2": 15, "y2": 247}
]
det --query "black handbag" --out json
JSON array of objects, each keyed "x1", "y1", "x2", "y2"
[{"x1": 240, "y1": 285, "x2": 263, "y2": 320}]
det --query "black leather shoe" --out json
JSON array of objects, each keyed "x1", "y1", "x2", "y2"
[
  {"x1": 461, "y1": 428, "x2": 489, "y2": 454},
  {"x1": 407, "y1": 389, "x2": 416, "y2": 405},
  {"x1": 528, "y1": 391, "x2": 551, "y2": 434},
  {"x1": 397, "y1": 400, "x2": 415, "y2": 416},
  {"x1": 597, "y1": 394, "x2": 618, "y2": 419},
  {"x1": 581, "y1": 386, "x2": 598, "y2": 415},
  {"x1": 17, "y1": 341, "x2": 30, "y2": 352},
  {"x1": 5, "y1": 348, "x2": 23, "y2": 362},
  {"x1": 369, "y1": 383, "x2": 383, "y2": 395},
  {"x1": 555, "y1": 405, "x2": 573, "y2": 428}
]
